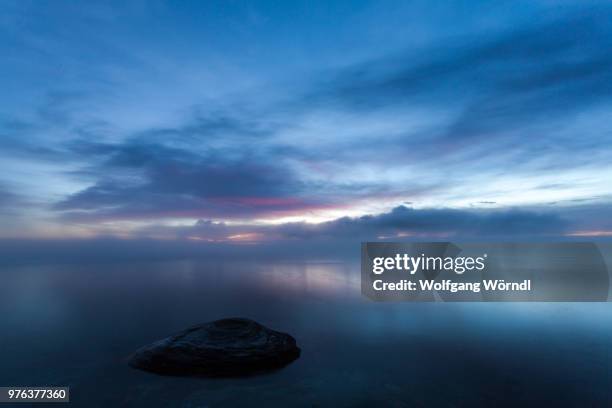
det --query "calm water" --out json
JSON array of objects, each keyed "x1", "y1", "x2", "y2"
[{"x1": 0, "y1": 259, "x2": 610, "y2": 407}]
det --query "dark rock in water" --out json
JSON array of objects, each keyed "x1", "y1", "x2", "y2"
[{"x1": 128, "y1": 318, "x2": 300, "y2": 377}]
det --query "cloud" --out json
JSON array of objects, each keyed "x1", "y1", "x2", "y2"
[
  {"x1": 51, "y1": 7, "x2": 612, "y2": 223},
  {"x1": 0, "y1": 185, "x2": 20, "y2": 210},
  {"x1": 54, "y1": 139, "x2": 331, "y2": 220},
  {"x1": 319, "y1": 10, "x2": 612, "y2": 115},
  {"x1": 2, "y1": 1, "x2": 612, "y2": 238},
  {"x1": 135, "y1": 205, "x2": 568, "y2": 243},
  {"x1": 306, "y1": 8, "x2": 612, "y2": 166},
  {"x1": 0, "y1": 204, "x2": 605, "y2": 265},
  {"x1": 131, "y1": 109, "x2": 276, "y2": 144},
  {"x1": 275, "y1": 206, "x2": 568, "y2": 239}
]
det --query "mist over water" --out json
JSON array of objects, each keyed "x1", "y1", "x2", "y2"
[{"x1": 0, "y1": 258, "x2": 610, "y2": 407}]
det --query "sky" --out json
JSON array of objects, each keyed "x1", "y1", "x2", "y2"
[{"x1": 1, "y1": 0, "x2": 612, "y2": 244}]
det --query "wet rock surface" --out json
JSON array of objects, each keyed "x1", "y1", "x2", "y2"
[{"x1": 128, "y1": 318, "x2": 301, "y2": 377}]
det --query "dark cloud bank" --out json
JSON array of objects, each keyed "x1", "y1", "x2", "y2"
[
  {"x1": 0, "y1": 205, "x2": 585, "y2": 265},
  {"x1": 54, "y1": 139, "x2": 324, "y2": 220}
]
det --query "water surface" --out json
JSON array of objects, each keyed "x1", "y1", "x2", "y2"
[{"x1": 0, "y1": 259, "x2": 610, "y2": 407}]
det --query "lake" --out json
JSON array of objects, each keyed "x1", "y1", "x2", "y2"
[{"x1": 0, "y1": 259, "x2": 610, "y2": 407}]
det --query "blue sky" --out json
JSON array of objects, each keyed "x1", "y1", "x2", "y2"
[{"x1": 1, "y1": 0, "x2": 612, "y2": 241}]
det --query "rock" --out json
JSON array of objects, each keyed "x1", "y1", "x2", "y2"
[{"x1": 128, "y1": 318, "x2": 301, "y2": 377}]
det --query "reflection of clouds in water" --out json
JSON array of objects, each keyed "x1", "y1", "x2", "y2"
[
  {"x1": 259, "y1": 262, "x2": 360, "y2": 297},
  {"x1": 151, "y1": 260, "x2": 362, "y2": 296},
  {"x1": 152, "y1": 260, "x2": 612, "y2": 337},
  {"x1": 2, "y1": 259, "x2": 611, "y2": 342},
  {"x1": 0, "y1": 264, "x2": 73, "y2": 332}
]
